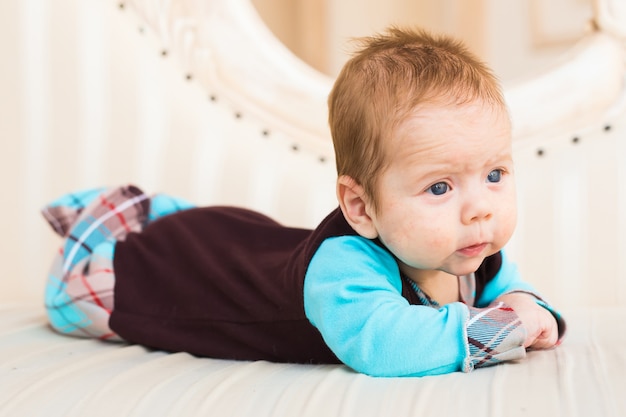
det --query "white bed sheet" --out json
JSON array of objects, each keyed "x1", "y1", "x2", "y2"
[{"x1": 1, "y1": 304, "x2": 624, "y2": 417}]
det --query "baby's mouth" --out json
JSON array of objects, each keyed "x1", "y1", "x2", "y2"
[{"x1": 457, "y1": 243, "x2": 487, "y2": 257}]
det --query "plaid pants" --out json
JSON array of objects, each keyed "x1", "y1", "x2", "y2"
[{"x1": 42, "y1": 185, "x2": 193, "y2": 341}]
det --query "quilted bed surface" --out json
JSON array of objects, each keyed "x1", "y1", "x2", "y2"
[{"x1": 1, "y1": 304, "x2": 624, "y2": 417}]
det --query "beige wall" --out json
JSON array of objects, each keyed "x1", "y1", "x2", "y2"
[
  {"x1": 1, "y1": 0, "x2": 623, "y2": 306},
  {"x1": 252, "y1": 0, "x2": 593, "y2": 82},
  {"x1": 324, "y1": 0, "x2": 489, "y2": 76},
  {"x1": 251, "y1": 0, "x2": 329, "y2": 73}
]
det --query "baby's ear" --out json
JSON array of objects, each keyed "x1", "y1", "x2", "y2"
[{"x1": 336, "y1": 175, "x2": 378, "y2": 239}]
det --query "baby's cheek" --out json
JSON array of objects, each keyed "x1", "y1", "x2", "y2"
[
  {"x1": 424, "y1": 232, "x2": 447, "y2": 248},
  {"x1": 387, "y1": 229, "x2": 440, "y2": 263},
  {"x1": 502, "y1": 189, "x2": 518, "y2": 227},
  {"x1": 495, "y1": 209, "x2": 517, "y2": 247},
  {"x1": 419, "y1": 232, "x2": 453, "y2": 259},
  {"x1": 421, "y1": 220, "x2": 450, "y2": 244},
  {"x1": 505, "y1": 196, "x2": 518, "y2": 223},
  {"x1": 389, "y1": 217, "x2": 452, "y2": 263}
]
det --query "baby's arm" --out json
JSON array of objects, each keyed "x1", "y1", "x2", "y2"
[{"x1": 304, "y1": 237, "x2": 531, "y2": 377}]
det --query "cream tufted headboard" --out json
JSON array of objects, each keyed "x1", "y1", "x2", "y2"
[
  {"x1": 1, "y1": 0, "x2": 625, "y2": 310},
  {"x1": 506, "y1": 27, "x2": 626, "y2": 308}
]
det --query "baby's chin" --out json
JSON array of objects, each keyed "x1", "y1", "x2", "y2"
[
  {"x1": 445, "y1": 256, "x2": 488, "y2": 277},
  {"x1": 454, "y1": 245, "x2": 507, "y2": 275}
]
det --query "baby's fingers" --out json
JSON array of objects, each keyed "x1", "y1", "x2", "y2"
[
  {"x1": 528, "y1": 332, "x2": 557, "y2": 350},
  {"x1": 528, "y1": 317, "x2": 558, "y2": 350}
]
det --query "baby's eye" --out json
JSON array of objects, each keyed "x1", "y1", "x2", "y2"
[
  {"x1": 427, "y1": 182, "x2": 449, "y2": 196},
  {"x1": 487, "y1": 169, "x2": 503, "y2": 183}
]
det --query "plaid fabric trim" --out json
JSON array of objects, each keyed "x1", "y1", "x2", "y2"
[
  {"x1": 46, "y1": 240, "x2": 120, "y2": 340},
  {"x1": 41, "y1": 187, "x2": 106, "y2": 237},
  {"x1": 464, "y1": 302, "x2": 526, "y2": 371},
  {"x1": 61, "y1": 185, "x2": 150, "y2": 275},
  {"x1": 44, "y1": 185, "x2": 150, "y2": 341},
  {"x1": 403, "y1": 275, "x2": 527, "y2": 371}
]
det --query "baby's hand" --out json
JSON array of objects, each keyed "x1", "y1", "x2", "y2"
[{"x1": 495, "y1": 293, "x2": 559, "y2": 350}]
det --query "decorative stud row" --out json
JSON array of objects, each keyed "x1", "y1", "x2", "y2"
[
  {"x1": 118, "y1": 2, "x2": 331, "y2": 164},
  {"x1": 536, "y1": 124, "x2": 613, "y2": 157}
]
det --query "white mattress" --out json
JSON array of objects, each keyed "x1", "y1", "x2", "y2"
[{"x1": 2, "y1": 304, "x2": 624, "y2": 417}]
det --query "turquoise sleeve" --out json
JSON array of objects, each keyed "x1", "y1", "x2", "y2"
[
  {"x1": 476, "y1": 249, "x2": 536, "y2": 307},
  {"x1": 303, "y1": 236, "x2": 471, "y2": 377}
]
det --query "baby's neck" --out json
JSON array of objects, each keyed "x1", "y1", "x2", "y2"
[{"x1": 405, "y1": 270, "x2": 460, "y2": 305}]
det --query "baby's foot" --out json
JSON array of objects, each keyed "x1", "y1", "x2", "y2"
[
  {"x1": 42, "y1": 187, "x2": 106, "y2": 237},
  {"x1": 61, "y1": 185, "x2": 150, "y2": 273}
]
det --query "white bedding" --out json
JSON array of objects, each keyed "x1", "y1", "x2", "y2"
[
  {"x1": 2, "y1": 304, "x2": 624, "y2": 416},
  {"x1": 2, "y1": 0, "x2": 626, "y2": 416}
]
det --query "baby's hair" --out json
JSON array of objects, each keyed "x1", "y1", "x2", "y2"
[{"x1": 328, "y1": 27, "x2": 505, "y2": 212}]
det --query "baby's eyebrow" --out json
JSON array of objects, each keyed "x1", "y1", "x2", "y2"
[{"x1": 484, "y1": 147, "x2": 513, "y2": 165}]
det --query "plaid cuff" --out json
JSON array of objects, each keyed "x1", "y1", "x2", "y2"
[{"x1": 463, "y1": 302, "x2": 527, "y2": 371}]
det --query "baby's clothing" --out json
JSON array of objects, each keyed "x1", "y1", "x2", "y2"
[{"x1": 43, "y1": 185, "x2": 565, "y2": 377}]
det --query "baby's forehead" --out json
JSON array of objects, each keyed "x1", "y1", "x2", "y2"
[
  {"x1": 394, "y1": 96, "x2": 508, "y2": 126},
  {"x1": 407, "y1": 92, "x2": 507, "y2": 114},
  {"x1": 386, "y1": 100, "x2": 511, "y2": 155}
]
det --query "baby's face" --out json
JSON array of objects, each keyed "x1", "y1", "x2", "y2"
[{"x1": 368, "y1": 100, "x2": 516, "y2": 280}]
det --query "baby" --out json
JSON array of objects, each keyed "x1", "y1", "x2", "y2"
[{"x1": 43, "y1": 27, "x2": 565, "y2": 377}]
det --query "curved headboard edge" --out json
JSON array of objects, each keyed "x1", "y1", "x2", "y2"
[{"x1": 506, "y1": 31, "x2": 625, "y2": 143}]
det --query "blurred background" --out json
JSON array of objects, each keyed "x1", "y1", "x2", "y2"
[
  {"x1": 252, "y1": 0, "x2": 593, "y2": 84},
  {"x1": 0, "y1": 0, "x2": 610, "y2": 302}
]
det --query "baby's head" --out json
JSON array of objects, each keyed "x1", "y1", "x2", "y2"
[
  {"x1": 328, "y1": 27, "x2": 507, "y2": 212},
  {"x1": 329, "y1": 27, "x2": 516, "y2": 278}
]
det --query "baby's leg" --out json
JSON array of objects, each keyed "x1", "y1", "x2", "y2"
[
  {"x1": 46, "y1": 239, "x2": 121, "y2": 340},
  {"x1": 41, "y1": 187, "x2": 107, "y2": 237},
  {"x1": 43, "y1": 185, "x2": 195, "y2": 341},
  {"x1": 44, "y1": 185, "x2": 150, "y2": 341},
  {"x1": 148, "y1": 193, "x2": 195, "y2": 222}
]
